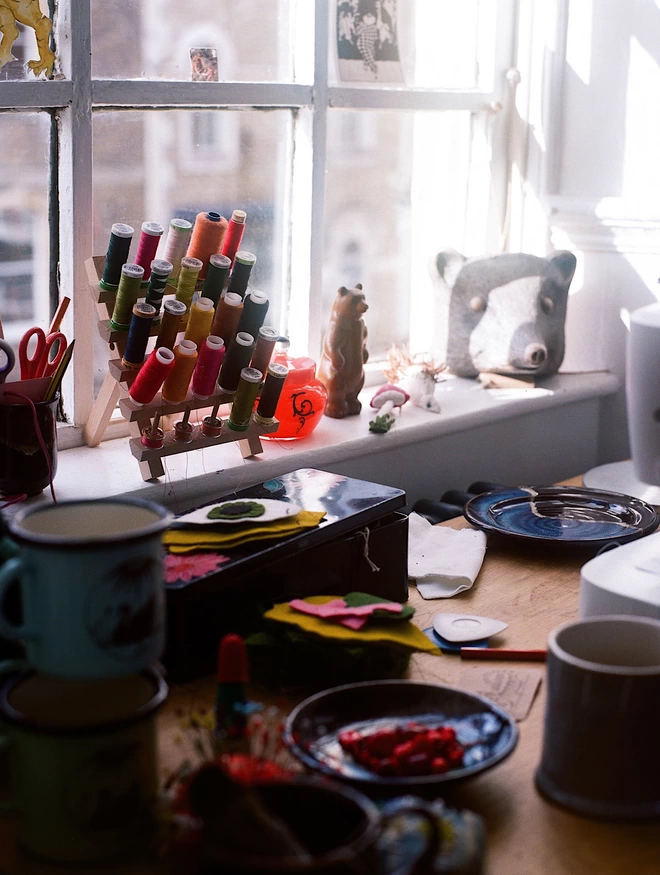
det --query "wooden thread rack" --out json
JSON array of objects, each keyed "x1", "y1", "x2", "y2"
[{"x1": 83, "y1": 255, "x2": 279, "y2": 481}]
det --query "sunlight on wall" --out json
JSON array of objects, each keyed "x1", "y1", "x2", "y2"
[
  {"x1": 624, "y1": 37, "x2": 660, "y2": 207},
  {"x1": 566, "y1": 0, "x2": 593, "y2": 85}
]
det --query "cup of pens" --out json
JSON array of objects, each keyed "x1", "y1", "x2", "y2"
[{"x1": 0, "y1": 392, "x2": 59, "y2": 496}]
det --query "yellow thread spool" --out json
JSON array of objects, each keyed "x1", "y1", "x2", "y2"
[
  {"x1": 184, "y1": 296, "x2": 214, "y2": 349},
  {"x1": 175, "y1": 256, "x2": 203, "y2": 325},
  {"x1": 161, "y1": 339, "x2": 198, "y2": 404}
]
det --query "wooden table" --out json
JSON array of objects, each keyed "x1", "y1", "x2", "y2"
[{"x1": 2, "y1": 478, "x2": 660, "y2": 874}]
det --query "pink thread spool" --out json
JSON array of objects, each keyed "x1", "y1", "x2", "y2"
[
  {"x1": 134, "y1": 222, "x2": 164, "y2": 284},
  {"x1": 192, "y1": 335, "x2": 225, "y2": 399},
  {"x1": 129, "y1": 347, "x2": 175, "y2": 405}
]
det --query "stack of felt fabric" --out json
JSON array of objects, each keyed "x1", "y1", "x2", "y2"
[{"x1": 163, "y1": 497, "x2": 326, "y2": 554}]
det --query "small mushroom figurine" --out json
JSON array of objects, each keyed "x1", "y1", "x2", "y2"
[{"x1": 369, "y1": 384, "x2": 410, "y2": 434}]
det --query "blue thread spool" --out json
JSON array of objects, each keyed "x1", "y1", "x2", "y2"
[
  {"x1": 100, "y1": 223, "x2": 134, "y2": 290},
  {"x1": 202, "y1": 254, "x2": 231, "y2": 308},
  {"x1": 145, "y1": 259, "x2": 173, "y2": 323},
  {"x1": 218, "y1": 332, "x2": 255, "y2": 395},
  {"x1": 227, "y1": 251, "x2": 256, "y2": 300},
  {"x1": 237, "y1": 289, "x2": 269, "y2": 338},
  {"x1": 122, "y1": 302, "x2": 156, "y2": 369}
]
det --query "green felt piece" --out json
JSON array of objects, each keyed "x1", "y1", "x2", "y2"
[
  {"x1": 343, "y1": 591, "x2": 414, "y2": 622},
  {"x1": 207, "y1": 500, "x2": 266, "y2": 520}
]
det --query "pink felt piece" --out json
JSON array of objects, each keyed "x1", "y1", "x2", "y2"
[
  {"x1": 288, "y1": 598, "x2": 403, "y2": 620},
  {"x1": 164, "y1": 552, "x2": 230, "y2": 583},
  {"x1": 338, "y1": 616, "x2": 369, "y2": 630}
]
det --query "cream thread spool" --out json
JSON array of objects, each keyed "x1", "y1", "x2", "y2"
[{"x1": 163, "y1": 218, "x2": 193, "y2": 281}]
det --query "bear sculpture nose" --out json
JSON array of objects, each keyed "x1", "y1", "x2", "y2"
[{"x1": 524, "y1": 343, "x2": 547, "y2": 367}]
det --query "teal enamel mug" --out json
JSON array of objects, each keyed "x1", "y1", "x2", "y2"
[
  {"x1": 0, "y1": 668, "x2": 167, "y2": 862},
  {"x1": 0, "y1": 498, "x2": 172, "y2": 678}
]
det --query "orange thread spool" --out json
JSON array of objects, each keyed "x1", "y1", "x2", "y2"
[
  {"x1": 186, "y1": 211, "x2": 228, "y2": 279},
  {"x1": 161, "y1": 340, "x2": 198, "y2": 404},
  {"x1": 210, "y1": 292, "x2": 243, "y2": 348},
  {"x1": 184, "y1": 297, "x2": 215, "y2": 349}
]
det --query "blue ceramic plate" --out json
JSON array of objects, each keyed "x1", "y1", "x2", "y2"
[
  {"x1": 284, "y1": 680, "x2": 518, "y2": 794},
  {"x1": 464, "y1": 486, "x2": 659, "y2": 546}
]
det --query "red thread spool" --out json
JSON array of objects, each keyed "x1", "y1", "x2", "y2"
[
  {"x1": 191, "y1": 335, "x2": 225, "y2": 399},
  {"x1": 134, "y1": 222, "x2": 164, "y2": 283},
  {"x1": 201, "y1": 416, "x2": 223, "y2": 437},
  {"x1": 186, "y1": 211, "x2": 228, "y2": 280},
  {"x1": 173, "y1": 420, "x2": 194, "y2": 443},
  {"x1": 221, "y1": 209, "x2": 246, "y2": 267},
  {"x1": 141, "y1": 427, "x2": 164, "y2": 449},
  {"x1": 129, "y1": 347, "x2": 176, "y2": 405}
]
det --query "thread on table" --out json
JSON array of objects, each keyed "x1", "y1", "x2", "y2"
[
  {"x1": 210, "y1": 292, "x2": 243, "y2": 348},
  {"x1": 228, "y1": 367, "x2": 263, "y2": 431},
  {"x1": 110, "y1": 263, "x2": 145, "y2": 330},
  {"x1": 221, "y1": 209, "x2": 247, "y2": 267},
  {"x1": 237, "y1": 289, "x2": 269, "y2": 338},
  {"x1": 218, "y1": 331, "x2": 255, "y2": 394},
  {"x1": 250, "y1": 326, "x2": 279, "y2": 376},
  {"x1": 134, "y1": 222, "x2": 164, "y2": 284},
  {"x1": 184, "y1": 297, "x2": 214, "y2": 349},
  {"x1": 163, "y1": 218, "x2": 193, "y2": 281},
  {"x1": 254, "y1": 363, "x2": 288, "y2": 424},
  {"x1": 5, "y1": 391, "x2": 57, "y2": 503},
  {"x1": 358, "y1": 527, "x2": 380, "y2": 573},
  {"x1": 0, "y1": 492, "x2": 28, "y2": 509},
  {"x1": 129, "y1": 347, "x2": 176, "y2": 405},
  {"x1": 175, "y1": 256, "x2": 203, "y2": 322},
  {"x1": 100, "y1": 222, "x2": 134, "y2": 290},
  {"x1": 156, "y1": 299, "x2": 187, "y2": 351},
  {"x1": 192, "y1": 335, "x2": 225, "y2": 399},
  {"x1": 227, "y1": 251, "x2": 256, "y2": 300},
  {"x1": 186, "y1": 211, "x2": 228, "y2": 279},
  {"x1": 162, "y1": 340, "x2": 198, "y2": 404},
  {"x1": 202, "y1": 253, "x2": 231, "y2": 307},
  {"x1": 122, "y1": 302, "x2": 156, "y2": 368},
  {"x1": 145, "y1": 259, "x2": 173, "y2": 322}
]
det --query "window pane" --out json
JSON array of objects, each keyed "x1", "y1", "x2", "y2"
[
  {"x1": 324, "y1": 109, "x2": 473, "y2": 360},
  {"x1": 91, "y1": 0, "x2": 296, "y2": 82},
  {"x1": 91, "y1": 109, "x2": 291, "y2": 396},
  {"x1": 0, "y1": 112, "x2": 50, "y2": 350}
]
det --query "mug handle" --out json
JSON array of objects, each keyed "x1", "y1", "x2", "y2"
[
  {"x1": 378, "y1": 797, "x2": 441, "y2": 875},
  {"x1": 0, "y1": 557, "x2": 39, "y2": 641}
]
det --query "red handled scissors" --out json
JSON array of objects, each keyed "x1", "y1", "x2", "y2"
[{"x1": 19, "y1": 327, "x2": 68, "y2": 380}]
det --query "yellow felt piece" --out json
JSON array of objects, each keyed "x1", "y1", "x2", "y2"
[
  {"x1": 164, "y1": 510, "x2": 326, "y2": 553},
  {"x1": 264, "y1": 595, "x2": 441, "y2": 655}
]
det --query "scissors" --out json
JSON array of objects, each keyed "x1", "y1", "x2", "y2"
[
  {"x1": 0, "y1": 339, "x2": 15, "y2": 384},
  {"x1": 19, "y1": 327, "x2": 68, "y2": 380}
]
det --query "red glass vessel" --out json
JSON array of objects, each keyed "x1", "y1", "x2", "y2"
[{"x1": 262, "y1": 354, "x2": 328, "y2": 440}]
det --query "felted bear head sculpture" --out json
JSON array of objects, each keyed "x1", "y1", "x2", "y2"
[{"x1": 432, "y1": 249, "x2": 577, "y2": 378}]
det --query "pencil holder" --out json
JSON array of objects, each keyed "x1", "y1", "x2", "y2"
[{"x1": 0, "y1": 394, "x2": 59, "y2": 496}]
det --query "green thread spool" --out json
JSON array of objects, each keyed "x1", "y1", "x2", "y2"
[
  {"x1": 254, "y1": 362, "x2": 288, "y2": 425},
  {"x1": 227, "y1": 251, "x2": 256, "y2": 300},
  {"x1": 202, "y1": 253, "x2": 231, "y2": 307},
  {"x1": 109, "y1": 263, "x2": 144, "y2": 330},
  {"x1": 100, "y1": 222, "x2": 134, "y2": 290},
  {"x1": 156, "y1": 299, "x2": 187, "y2": 351},
  {"x1": 227, "y1": 367, "x2": 263, "y2": 431},
  {"x1": 145, "y1": 258, "x2": 173, "y2": 323},
  {"x1": 175, "y1": 256, "x2": 203, "y2": 323}
]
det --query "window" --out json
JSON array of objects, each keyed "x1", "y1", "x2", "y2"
[{"x1": 0, "y1": 0, "x2": 515, "y2": 444}]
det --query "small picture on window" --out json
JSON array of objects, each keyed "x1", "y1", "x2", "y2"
[
  {"x1": 336, "y1": 0, "x2": 403, "y2": 83},
  {"x1": 190, "y1": 48, "x2": 219, "y2": 82}
]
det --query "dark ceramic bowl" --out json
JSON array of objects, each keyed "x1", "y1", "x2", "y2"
[{"x1": 284, "y1": 680, "x2": 518, "y2": 795}]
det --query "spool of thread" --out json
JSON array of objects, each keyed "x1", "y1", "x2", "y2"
[
  {"x1": 221, "y1": 209, "x2": 247, "y2": 267},
  {"x1": 162, "y1": 339, "x2": 198, "y2": 404},
  {"x1": 202, "y1": 254, "x2": 231, "y2": 307},
  {"x1": 100, "y1": 223, "x2": 134, "y2": 290},
  {"x1": 141, "y1": 412, "x2": 165, "y2": 449},
  {"x1": 237, "y1": 289, "x2": 269, "y2": 338},
  {"x1": 250, "y1": 326, "x2": 280, "y2": 376},
  {"x1": 218, "y1": 331, "x2": 255, "y2": 395},
  {"x1": 145, "y1": 259, "x2": 173, "y2": 322},
  {"x1": 110, "y1": 263, "x2": 145, "y2": 330},
  {"x1": 129, "y1": 347, "x2": 175, "y2": 405},
  {"x1": 122, "y1": 302, "x2": 156, "y2": 369},
  {"x1": 210, "y1": 292, "x2": 243, "y2": 349},
  {"x1": 134, "y1": 222, "x2": 164, "y2": 284},
  {"x1": 163, "y1": 218, "x2": 193, "y2": 280},
  {"x1": 156, "y1": 299, "x2": 187, "y2": 351},
  {"x1": 192, "y1": 335, "x2": 225, "y2": 399},
  {"x1": 228, "y1": 367, "x2": 263, "y2": 431},
  {"x1": 175, "y1": 256, "x2": 203, "y2": 321},
  {"x1": 186, "y1": 211, "x2": 228, "y2": 279},
  {"x1": 184, "y1": 297, "x2": 215, "y2": 349},
  {"x1": 254, "y1": 363, "x2": 288, "y2": 424},
  {"x1": 227, "y1": 251, "x2": 256, "y2": 300}
]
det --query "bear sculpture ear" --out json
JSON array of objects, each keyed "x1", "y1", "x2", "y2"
[
  {"x1": 549, "y1": 250, "x2": 577, "y2": 284},
  {"x1": 355, "y1": 283, "x2": 363, "y2": 290},
  {"x1": 338, "y1": 286, "x2": 350, "y2": 296},
  {"x1": 435, "y1": 249, "x2": 466, "y2": 286}
]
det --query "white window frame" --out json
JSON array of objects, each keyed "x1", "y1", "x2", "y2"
[{"x1": 0, "y1": 0, "x2": 517, "y2": 447}]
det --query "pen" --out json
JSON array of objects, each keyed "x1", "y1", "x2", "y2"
[
  {"x1": 43, "y1": 339, "x2": 74, "y2": 402},
  {"x1": 460, "y1": 647, "x2": 547, "y2": 661},
  {"x1": 48, "y1": 296, "x2": 71, "y2": 335}
]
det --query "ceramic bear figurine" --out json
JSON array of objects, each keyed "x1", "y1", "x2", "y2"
[
  {"x1": 432, "y1": 249, "x2": 577, "y2": 378},
  {"x1": 317, "y1": 284, "x2": 369, "y2": 418}
]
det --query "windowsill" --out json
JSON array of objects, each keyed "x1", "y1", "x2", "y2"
[{"x1": 36, "y1": 371, "x2": 620, "y2": 514}]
